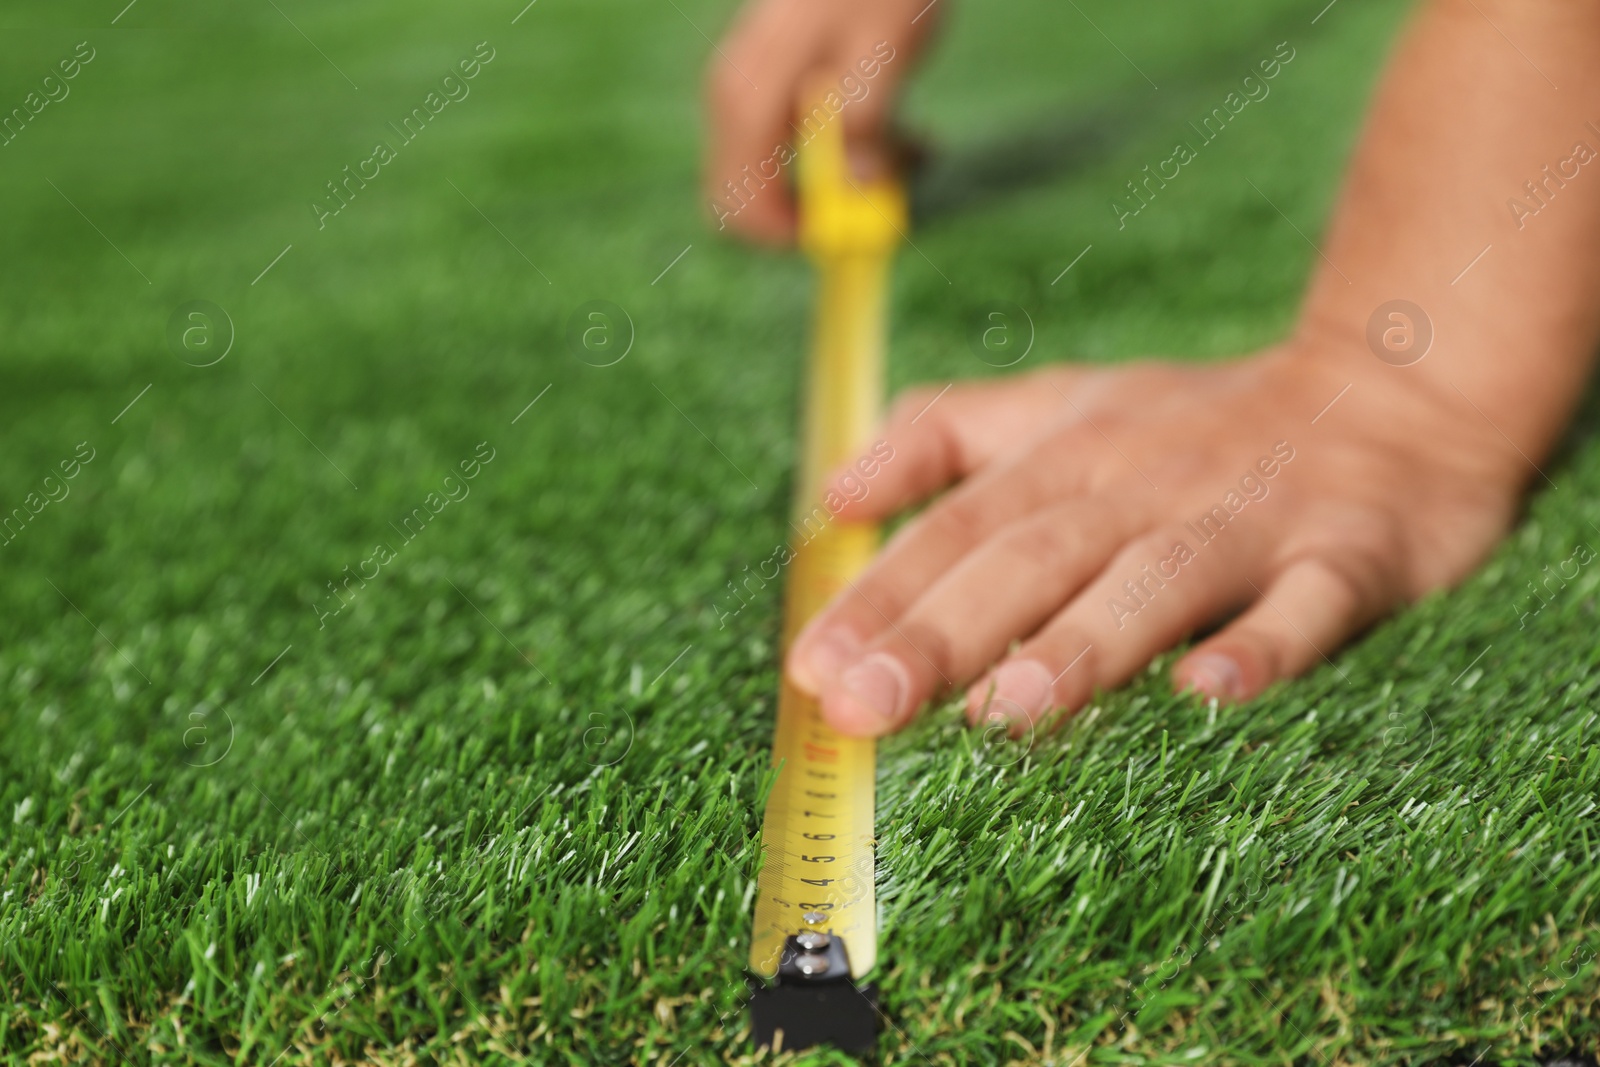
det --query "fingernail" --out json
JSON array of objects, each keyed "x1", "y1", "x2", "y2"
[
  {"x1": 790, "y1": 627, "x2": 862, "y2": 693},
  {"x1": 988, "y1": 659, "x2": 1055, "y2": 725},
  {"x1": 839, "y1": 653, "x2": 910, "y2": 722},
  {"x1": 1184, "y1": 654, "x2": 1243, "y2": 701}
]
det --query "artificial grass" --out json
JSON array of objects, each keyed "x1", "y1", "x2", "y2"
[{"x1": 1, "y1": 0, "x2": 1598, "y2": 1064}]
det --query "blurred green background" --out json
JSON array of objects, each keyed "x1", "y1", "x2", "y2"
[{"x1": 2, "y1": 0, "x2": 1597, "y2": 1063}]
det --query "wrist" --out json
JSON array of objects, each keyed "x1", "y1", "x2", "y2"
[
  {"x1": 1291, "y1": 283, "x2": 1591, "y2": 468},
  {"x1": 1268, "y1": 332, "x2": 1535, "y2": 496}
]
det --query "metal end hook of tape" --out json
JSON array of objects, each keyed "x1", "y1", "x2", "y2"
[{"x1": 749, "y1": 919, "x2": 878, "y2": 1055}]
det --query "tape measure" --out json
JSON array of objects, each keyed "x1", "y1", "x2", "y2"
[{"x1": 748, "y1": 92, "x2": 906, "y2": 1055}]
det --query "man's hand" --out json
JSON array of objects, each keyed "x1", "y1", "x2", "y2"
[
  {"x1": 786, "y1": 346, "x2": 1524, "y2": 737},
  {"x1": 703, "y1": 0, "x2": 938, "y2": 244},
  {"x1": 778, "y1": 0, "x2": 1600, "y2": 736}
]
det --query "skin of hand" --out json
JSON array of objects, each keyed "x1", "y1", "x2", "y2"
[
  {"x1": 703, "y1": 0, "x2": 939, "y2": 244},
  {"x1": 775, "y1": 0, "x2": 1600, "y2": 737}
]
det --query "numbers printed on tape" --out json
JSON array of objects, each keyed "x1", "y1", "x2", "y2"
[
  {"x1": 750, "y1": 526, "x2": 879, "y2": 978},
  {"x1": 749, "y1": 110, "x2": 897, "y2": 984}
]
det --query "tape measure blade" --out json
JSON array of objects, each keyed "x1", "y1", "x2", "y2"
[
  {"x1": 796, "y1": 256, "x2": 890, "y2": 507},
  {"x1": 750, "y1": 524, "x2": 878, "y2": 979},
  {"x1": 750, "y1": 117, "x2": 899, "y2": 988}
]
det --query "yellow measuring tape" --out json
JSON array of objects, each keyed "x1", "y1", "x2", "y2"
[{"x1": 748, "y1": 105, "x2": 906, "y2": 985}]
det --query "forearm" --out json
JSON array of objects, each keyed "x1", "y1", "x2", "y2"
[{"x1": 1296, "y1": 0, "x2": 1600, "y2": 465}]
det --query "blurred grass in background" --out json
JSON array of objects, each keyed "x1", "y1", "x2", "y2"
[{"x1": 1, "y1": 0, "x2": 1597, "y2": 1063}]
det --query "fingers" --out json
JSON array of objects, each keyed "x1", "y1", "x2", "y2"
[
  {"x1": 786, "y1": 477, "x2": 1050, "y2": 695},
  {"x1": 823, "y1": 371, "x2": 1082, "y2": 523},
  {"x1": 788, "y1": 372, "x2": 1095, "y2": 694},
  {"x1": 788, "y1": 420, "x2": 1105, "y2": 694},
  {"x1": 813, "y1": 498, "x2": 1146, "y2": 736},
  {"x1": 703, "y1": 0, "x2": 939, "y2": 244},
  {"x1": 965, "y1": 524, "x2": 1263, "y2": 732},
  {"x1": 703, "y1": 5, "x2": 814, "y2": 244},
  {"x1": 1171, "y1": 553, "x2": 1395, "y2": 702}
]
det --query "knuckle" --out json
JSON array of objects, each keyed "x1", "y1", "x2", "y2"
[
  {"x1": 1295, "y1": 513, "x2": 1405, "y2": 611},
  {"x1": 1309, "y1": 558, "x2": 1365, "y2": 614},
  {"x1": 1308, "y1": 507, "x2": 1402, "y2": 564},
  {"x1": 1039, "y1": 422, "x2": 1107, "y2": 471},
  {"x1": 997, "y1": 513, "x2": 1079, "y2": 579},
  {"x1": 892, "y1": 618, "x2": 960, "y2": 686},
  {"x1": 846, "y1": 582, "x2": 905, "y2": 626},
  {"x1": 923, "y1": 495, "x2": 990, "y2": 547},
  {"x1": 1126, "y1": 527, "x2": 1189, "y2": 566},
  {"x1": 1305, "y1": 553, "x2": 1388, "y2": 619}
]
